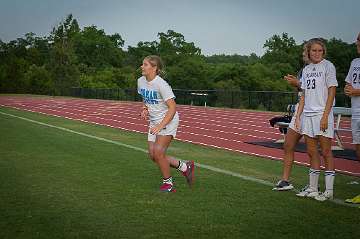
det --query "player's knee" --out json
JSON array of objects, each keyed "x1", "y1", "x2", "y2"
[
  {"x1": 153, "y1": 150, "x2": 165, "y2": 161},
  {"x1": 321, "y1": 149, "x2": 332, "y2": 159},
  {"x1": 148, "y1": 153, "x2": 156, "y2": 162},
  {"x1": 306, "y1": 149, "x2": 318, "y2": 159},
  {"x1": 283, "y1": 141, "x2": 295, "y2": 153}
]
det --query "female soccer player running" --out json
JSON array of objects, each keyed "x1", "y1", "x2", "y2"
[
  {"x1": 344, "y1": 32, "x2": 360, "y2": 204},
  {"x1": 273, "y1": 42, "x2": 320, "y2": 191},
  {"x1": 295, "y1": 38, "x2": 338, "y2": 201},
  {"x1": 138, "y1": 55, "x2": 194, "y2": 192}
]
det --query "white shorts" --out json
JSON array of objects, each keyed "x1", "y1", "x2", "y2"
[
  {"x1": 148, "y1": 113, "x2": 179, "y2": 142},
  {"x1": 301, "y1": 113, "x2": 334, "y2": 139},
  {"x1": 351, "y1": 118, "x2": 360, "y2": 144},
  {"x1": 289, "y1": 103, "x2": 301, "y2": 134}
]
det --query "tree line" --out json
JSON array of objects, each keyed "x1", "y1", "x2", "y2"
[{"x1": 0, "y1": 14, "x2": 357, "y2": 95}]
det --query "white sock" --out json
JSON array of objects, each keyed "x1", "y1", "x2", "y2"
[
  {"x1": 324, "y1": 171, "x2": 335, "y2": 192},
  {"x1": 309, "y1": 168, "x2": 320, "y2": 191},
  {"x1": 177, "y1": 161, "x2": 187, "y2": 173},
  {"x1": 163, "y1": 177, "x2": 173, "y2": 185}
]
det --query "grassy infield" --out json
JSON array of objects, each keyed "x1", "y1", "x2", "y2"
[{"x1": 0, "y1": 104, "x2": 359, "y2": 239}]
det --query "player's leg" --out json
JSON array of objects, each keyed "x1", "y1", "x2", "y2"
[
  {"x1": 153, "y1": 135, "x2": 175, "y2": 192},
  {"x1": 147, "y1": 128, "x2": 157, "y2": 162},
  {"x1": 152, "y1": 134, "x2": 177, "y2": 168},
  {"x1": 154, "y1": 135, "x2": 194, "y2": 187},
  {"x1": 306, "y1": 135, "x2": 321, "y2": 170},
  {"x1": 160, "y1": 114, "x2": 195, "y2": 187},
  {"x1": 345, "y1": 120, "x2": 360, "y2": 203},
  {"x1": 148, "y1": 125, "x2": 177, "y2": 166},
  {"x1": 167, "y1": 155, "x2": 194, "y2": 187},
  {"x1": 319, "y1": 136, "x2": 334, "y2": 171},
  {"x1": 147, "y1": 141, "x2": 156, "y2": 162},
  {"x1": 273, "y1": 129, "x2": 301, "y2": 191},
  {"x1": 296, "y1": 135, "x2": 320, "y2": 198},
  {"x1": 283, "y1": 129, "x2": 302, "y2": 180},
  {"x1": 352, "y1": 118, "x2": 360, "y2": 161},
  {"x1": 315, "y1": 136, "x2": 335, "y2": 201}
]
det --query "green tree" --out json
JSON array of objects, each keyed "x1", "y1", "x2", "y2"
[
  {"x1": 23, "y1": 32, "x2": 51, "y2": 66},
  {"x1": 157, "y1": 30, "x2": 201, "y2": 65},
  {"x1": 73, "y1": 26, "x2": 125, "y2": 68},
  {"x1": 210, "y1": 64, "x2": 249, "y2": 90},
  {"x1": 166, "y1": 57, "x2": 211, "y2": 90},
  {"x1": 262, "y1": 32, "x2": 302, "y2": 73},
  {"x1": 24, "y1": 65, "x2": 53, "y2": 94},
  {"x1": 0, "y1": 57, "x2": 29, "y2": 93},
  {"x1": 126, "y1": 41, "x2": 159, "y2": 67},
  {"x1": 326, "y1": 38, "x2": 357, "y2": 89},
  {"x1": 48, "y1": 14, "x2": 80, "y2": 95}
]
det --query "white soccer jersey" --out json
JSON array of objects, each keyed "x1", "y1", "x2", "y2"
[
  {"x1": 137, "y1": 75, "x2": 176, "y2": 122},
  {"x1": 345, "y1": 58, "x2": 360, "y2": 119},
  {"x1": 301, "y1": 59, "x2": 338, "y2": 116}
]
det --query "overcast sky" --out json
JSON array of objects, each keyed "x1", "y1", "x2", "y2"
[{"x1": 0, "y1": 0, "x2": 359, "y2": 56}]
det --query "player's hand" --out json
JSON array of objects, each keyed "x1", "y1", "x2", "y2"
[
  {"x1": 320, "y1": 116, "x2": 328, "y2": 132},
  {"x1": 344, "y1": 84, "x2": 354, "y2": 96},
  {"x1": 150, "y1": 124, "x2": 163, "y2": 135},
  {"x1": 140, "y1": 107, "x2": 148, "y2": 120},
  {"x1": 284, "y1": 74, "x2": 300, "y2": 88}
]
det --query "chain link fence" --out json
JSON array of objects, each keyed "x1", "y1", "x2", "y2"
[{"x1": 68, "y1": 87, "x2": 351, "y2": 112}]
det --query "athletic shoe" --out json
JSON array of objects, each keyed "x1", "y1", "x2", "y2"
[
  {"x1": 296, "y1": 185, "x2": 319, "y2": 198},
  {"x1": 272, "y1": 180, "x2": 294, "y2": 191},
  {"x1": 160, "y1": 183, "x2": 176, "y2": 192},
  {"x1": 345, "y1": 194, "x2": 360, "y2": 204},
  {"x1": 314, "y1": 190, "x2": 333, "y2": 202},
  {"x1": 182, "y1": 160, "x2": 195, "y2": 187}
]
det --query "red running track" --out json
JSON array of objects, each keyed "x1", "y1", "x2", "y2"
[{"x1": 1, "y1": 95, "x2": 359, "y2": 177}]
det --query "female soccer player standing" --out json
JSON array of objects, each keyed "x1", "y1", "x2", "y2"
[
  {"x1": 295, "y1": 38, "x2": 338, "y2": 201},
  {"x1": 138, "y1": 55, "x2": 194, "y2": 192},
  {"x1": 273, "y1": 42, "x2": 320, "y2": 191},
  {"x1": 344, "y1": 32, "x2": 360, "y2": 204}
]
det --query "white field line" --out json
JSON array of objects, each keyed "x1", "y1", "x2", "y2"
[
  {"x1": 0, "y1": 104, "x2": 358, "y2": 176},
  {"x1": 0, "y1": 110, "x2": 358, "y2": 208}
]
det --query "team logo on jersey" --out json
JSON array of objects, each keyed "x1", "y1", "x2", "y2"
[
  {"x1": 306, "y1": 71, "x2": 323, "y2": 78},
  {"x1": 140, "y1": 88, "x2": 159, "y2": 104}
]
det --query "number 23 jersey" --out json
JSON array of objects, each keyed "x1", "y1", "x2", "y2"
[{"x1": 301, "y1": 59, "x2": 338, "y2": 116}]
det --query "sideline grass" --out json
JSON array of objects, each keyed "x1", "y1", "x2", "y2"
[{"x1": 0, "y1": 107, "x2": 359, "y2": 239}]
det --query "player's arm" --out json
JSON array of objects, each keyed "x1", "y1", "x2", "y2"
[
  {"x1": 150, "y1": 99, "x2": 176, "y2": 134},
  {"x1": 320, "y1": 86, "x2": 336, "y2": 131},
  {"x1": 345, "y1": 84, "x2": 360, "y2": 96},
  {"x1": 284, "y1": 74, "x2": 301, "y2": 90}
]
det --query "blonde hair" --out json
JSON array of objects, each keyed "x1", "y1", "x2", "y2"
[
  {"x1": 144, "y1": 55, "x2": 164, "y2": 75},
  {"x1": 306, "y1": 38, "x2": 327, "y2": 60}
]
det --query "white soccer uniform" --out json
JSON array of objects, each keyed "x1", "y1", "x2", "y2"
[
  {"x1": 345, "y1": 58, "x2": 360, "y2": 144},
  {"x1": 137, "y1": 75, "x2": 179, "y2": 142},
  {"x1": 300, "y1": 59, "x2": 338, "y2": 138}
]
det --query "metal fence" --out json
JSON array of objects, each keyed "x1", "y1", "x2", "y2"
[{"x1": 69, "y1": 87, "x2": 351, "y2": 112}]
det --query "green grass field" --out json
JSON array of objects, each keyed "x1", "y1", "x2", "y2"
[{"x1": 0, "y1": 106, "x2": 359, "y2": 239}]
